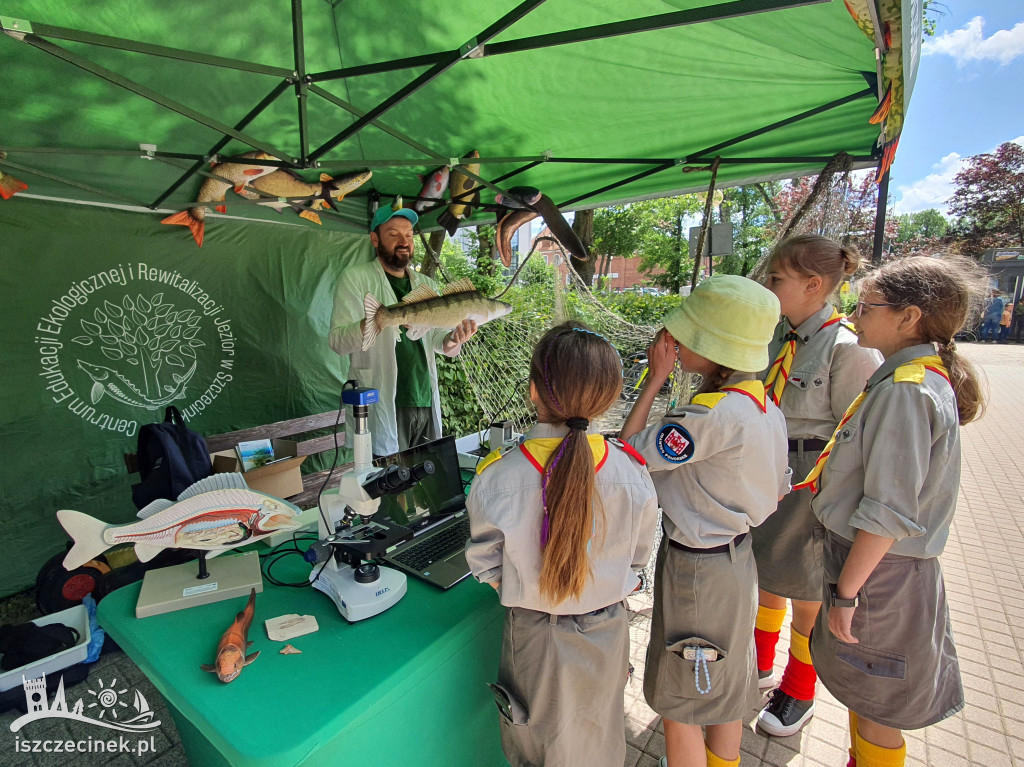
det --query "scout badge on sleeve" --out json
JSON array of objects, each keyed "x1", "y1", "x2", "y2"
[{"x1": 656, "y1": 424, "x2": 695, "y2": 463}]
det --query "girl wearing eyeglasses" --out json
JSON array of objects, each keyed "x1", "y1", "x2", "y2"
[
  {"x1": 801, "y1": 256, "x2": 986, "y2": 767},
  {"x1": 752, "y1": 235, "x2": 882, "y2": 738}
]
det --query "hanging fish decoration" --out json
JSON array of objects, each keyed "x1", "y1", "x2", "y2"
[
  {"x1": 414, "y1": 165, "x2": 450, "y2": 213},
  {"x1": 243, "y1": 169, "x2": 372, "y2": 225},
  {"x1": 437, "y1": 150, "x2": 480, "y2": 235},
  {"x1": 494, "y1": 186, "x2": 589, "y2": 268},
  {"x1": 160, "y1": 151, "x2": 277, "y2": 247},
  {"x1": 0, "y1": 152, "x2": 28, "y2": 199}
]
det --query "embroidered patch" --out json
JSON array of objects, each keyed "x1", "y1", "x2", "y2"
[{"x1": 656, "y1": 424, "x2": 695, "y2": 463}]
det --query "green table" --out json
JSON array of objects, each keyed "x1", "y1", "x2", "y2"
[{"x1": 96, "y1": 558, "x2": 506, "y2": 767}]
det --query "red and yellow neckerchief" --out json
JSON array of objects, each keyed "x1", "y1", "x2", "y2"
[
  {"x1": 691, "y1": 379, "x2": 767, "y2": 412},
  {"x1": 793, "y1": 355, "x2": 950, "y2": 493},
  {"x1": 763, "y1": 308, "x2": 843, "y2": 406}
]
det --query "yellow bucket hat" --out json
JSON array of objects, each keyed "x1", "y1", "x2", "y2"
[{"x1": 663, "y1": 275, "x2": 780, "y2": 372}]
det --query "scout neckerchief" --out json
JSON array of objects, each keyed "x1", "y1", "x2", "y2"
[
  {"x1": 793, "y1": 355, "x2": 950, "y2": 493},
  {"x1": 763, "y1": 308, "x2": 843, "y2": 406},
  {"x1": 691, "y1": 379, "x2": 768, "y2": 412},
  {"x1": 519, "y1": 434, "x2": 609, "y2": 547}
]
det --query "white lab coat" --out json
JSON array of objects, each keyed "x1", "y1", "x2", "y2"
[{"x1": 328, "y1": 257, "x2": 463, "y2": 456}]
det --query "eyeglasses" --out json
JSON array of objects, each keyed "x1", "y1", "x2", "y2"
[{"x1": 855, "y1": 301, "x2": 898, "y2": 318}]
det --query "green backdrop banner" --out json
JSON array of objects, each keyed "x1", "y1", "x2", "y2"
[{"x1": 0, "y1": 196, "x2": 370, "y2": 597}]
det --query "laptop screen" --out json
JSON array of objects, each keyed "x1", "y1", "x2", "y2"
[{"x1": 375, "y1": 436, "x2": 466, "y2": 527}]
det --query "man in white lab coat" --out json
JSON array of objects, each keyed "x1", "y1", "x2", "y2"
[{"x1": 328, "y1": 206, "x2": 477, "y2": 457}]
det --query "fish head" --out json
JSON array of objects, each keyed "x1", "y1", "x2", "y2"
[
  {"x1": 491, "y1": 300, "x2": 514, "y2": 321},
  {"x1": 214, "y1": 646, "x2": 246, "y2": 683},
  {"x1": 254, "y1": 499, "x2": 300, "y2": 533},
  {"x1": 76, "y1": 360, "x2": 110, "y2": 382},
  {"x1": 331, "y1": 170, "x2": 373, "y2": 199}
]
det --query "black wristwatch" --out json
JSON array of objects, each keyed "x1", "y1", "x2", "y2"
[{"x1": 828, "y1": 583, "x2": 859, "y2": 608}]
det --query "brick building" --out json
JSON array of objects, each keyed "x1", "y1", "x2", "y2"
[{"x1": 531, "y1": 226, "x2": 661, "y2": 290}]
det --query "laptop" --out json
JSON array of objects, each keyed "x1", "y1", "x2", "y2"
[{"x1": 378, "y1": 436, "x2": 473, "y2": 590}]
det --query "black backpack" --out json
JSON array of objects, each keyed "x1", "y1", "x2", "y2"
[{"x1": 132, "y1": 406, "x2": 213, "y2": 509}]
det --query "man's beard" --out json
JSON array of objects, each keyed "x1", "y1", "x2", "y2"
[{"x1": 376, "y1": 242, "x2": 413, "y2": 273}]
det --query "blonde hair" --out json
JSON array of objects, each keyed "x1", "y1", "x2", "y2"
[
  {"x1": 860, "y1": 256, "x2": 988, "y2": 424},
  {"x1": 770, "y1": 234, "x2": 860, "y2": 293},
  {"x1": 529, "y1": 322, "x2": 622, "y2": 605}
]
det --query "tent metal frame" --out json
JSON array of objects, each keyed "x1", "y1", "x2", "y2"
[{"x1": 1, "y1": 0, "x2": 885, "y2": 230}]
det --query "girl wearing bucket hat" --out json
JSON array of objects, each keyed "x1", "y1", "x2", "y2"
[
  {"x1": 751, "y1": 235, "x2": 882, "y2": 739},
  {"x1": 621, "y1": 275, "x2": 791, "y2": 767}
]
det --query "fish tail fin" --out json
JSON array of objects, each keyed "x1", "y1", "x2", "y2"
[
  {"x1": 160, "y1": 210, "x2": 205, "y2": 247},
  {"x1": 299, "y1": 209, "x2": 323, "y2": 225},
  {"x1": 56, "y1": 510, "x2": 110, "y2": 570},
  {"x1": 436, "y1": 209, "x2": 459, "y2": 236},
  {"x1": 362, "y1": 293, "x2": 384, "y2": 351},
  {"x1": 0, "y1": 173, "x2": 28, "y2": 199}
]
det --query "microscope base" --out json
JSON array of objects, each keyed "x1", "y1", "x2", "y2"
[{"x1": 310, "y1": 564, "x2": 407, "y2": 622}]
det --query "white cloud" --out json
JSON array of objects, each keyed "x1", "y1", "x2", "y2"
[
  {"x1": 922, "y1": 17, "x2": 1024, "y2": 67},
  {"x1": 894, "y1": 136, "x2": 1024, "y2": 215}
]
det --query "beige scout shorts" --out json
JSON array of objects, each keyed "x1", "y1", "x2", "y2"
[
  {"x1": 492, "y1": 602, "x2": 629, "y2": 767},
  {"x1": 811, "y1": 531, "x2": 964, "y2": 730},
  {"x1": 643, "y1": 535, "x2": 760, "y2": 725},
  {"x1": 751, "y1": 450, "x2": 825, "y2": 601}
]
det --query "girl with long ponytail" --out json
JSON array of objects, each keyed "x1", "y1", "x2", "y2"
[{"x1": 466, "y1": 321, "x2": 659, "y2": 767}]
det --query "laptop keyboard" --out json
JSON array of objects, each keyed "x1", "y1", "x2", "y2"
[{"x1": 393, "y1": 517, "x2": 471, "y2": 571}]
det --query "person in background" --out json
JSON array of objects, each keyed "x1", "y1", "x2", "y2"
[
  {"x1": 621, "y1": 275, "x2": 791, "y2": 767},
  {"x1": 752, "y1": 235, "x2": 882, "y2": 738},
  {"x1": 466, "y1": 322, "x2": 659, "y2": 767},
  {"x1": 802, "y1": 256, "x2": 986, "y2": 767},
  {"x1": 1014, "y1": 298, "x2": 1024, "y2": 343},
  {"x1": 980, "y1": 289, "x2": 1003, "y2": 342},
  {"x1": 999, "y1": 300, "x2": 1013, "y2": 343},
  {"x1": 328, "y1": 204, "x2": 477, "y2": 456}
]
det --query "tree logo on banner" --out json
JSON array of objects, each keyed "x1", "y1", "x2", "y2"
[{"x1": 35, "y1": 263, "x2": 236, "y2": 437}]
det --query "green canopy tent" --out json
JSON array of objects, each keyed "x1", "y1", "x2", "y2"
[{"x1": 0, "y1": 0, "x2": 920, "y2": 597}]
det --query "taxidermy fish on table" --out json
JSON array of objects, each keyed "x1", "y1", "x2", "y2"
[
  {"x1": 242, "y1": 168, "x2": 372, "y2": 224},
  {"x1": 494, "y1": 186, "x2": 589, "y2": 268},
  {"x1": 160, "y1": 151, "x2": 277, "y2": 247},
  {"x1": 201, "y1": 588, "x2": 259, "y2": 683},
  {"x1": 437, "y1": 150, "x2": 481, "y2": 235},
  {"x1": 361, "y1": 277, "x2": 512, "y2": 351},
  {"x1": 57, "y1": 473, "x2": 301, "y2": 570},
  {"x1": 0, "y1": 152, "x2": 28, "y2": 199}
]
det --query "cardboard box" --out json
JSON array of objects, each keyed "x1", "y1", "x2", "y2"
[
  {"x1": 211, "y1": 439, "x2": 307, "y2": 499},
  {"x1": 0, "y1": 605, "x2": 91, "y2": 692}
]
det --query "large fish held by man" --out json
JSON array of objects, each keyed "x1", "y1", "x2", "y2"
[
  {"x1": 160, "y1": 151, "x2": 277, "y2": 247},
  {"x1": 57, "y1": 473, "x2": 301, "y2": 570},
  {"x1": 361, "y1": 277, "x2": 511, "y2": 351}
]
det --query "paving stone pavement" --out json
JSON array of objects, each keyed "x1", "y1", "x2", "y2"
[{"x1": 1, "y1": 341, "x2": 1020, "y2": 766}]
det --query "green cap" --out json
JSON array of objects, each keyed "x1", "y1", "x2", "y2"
[{"x1": 371, "y1": 206, "x2": 418, "y2": 231}]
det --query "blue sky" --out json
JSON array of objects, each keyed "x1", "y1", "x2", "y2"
[{"x1": 892, "y1": 2, "x2": 1024, "y2": 214}]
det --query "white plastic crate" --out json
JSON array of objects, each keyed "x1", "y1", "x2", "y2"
[{"x1": 0, "y1": 604, "x2": 91, "y2": 692}]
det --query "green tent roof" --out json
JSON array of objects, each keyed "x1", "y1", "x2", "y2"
[{"x1": 0, "y1": 0, "x2": 907, "y2": 234}]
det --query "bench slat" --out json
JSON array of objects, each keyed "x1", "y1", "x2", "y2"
[
  {"x1": 289, "y1": 463, "x2": 352, "y2": 509},
  {"x1": 205, "y1": 410, "x2": 344, "y2": 453}
]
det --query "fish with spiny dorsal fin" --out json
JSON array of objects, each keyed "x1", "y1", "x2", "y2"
[{"x1": 361, "y1": 277, "x2": 511, "y2": 351}]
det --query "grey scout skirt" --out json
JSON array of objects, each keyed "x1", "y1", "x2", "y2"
[
  {"x1": 811, "y1": 531, "x2": 964, "y2": 730},
  {"x1": 750, "y1": 449, "x2": 825, "y2": 601},
  {"x1": 644, "y1": 534, "x2": 760, "y2": 725},
  {"x1": 493, "y1": 601, "x2": 629, "y2": 767}
]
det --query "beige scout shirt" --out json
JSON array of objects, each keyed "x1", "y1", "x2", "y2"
[
  {"x1": 764, "y1": 305, "x2": 882, "y2": 441},
  {"x1": 628, "y1": 374, "x2": 791, "y2": 549},
  {"x1": 466, "y1": 423, "x2": 659, "y2": 615},
  {"x1": 810, "y1": 343, "x2": 961, "y2": 559}
]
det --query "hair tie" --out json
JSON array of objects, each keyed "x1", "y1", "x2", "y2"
[
  {"x1": 566, "y1": 417, "x2": 589, "y2": 430},
  {"x1": 943, "y1": 339, "x2": 957, "y2": 352}
]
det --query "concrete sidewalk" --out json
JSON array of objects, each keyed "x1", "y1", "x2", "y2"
[
  {"x1": 623, "y1": 341, "x2": 1024, "y2": 767},
  {"x1": 2, "y1": 341, "x2": 1021, "y2": 766}
]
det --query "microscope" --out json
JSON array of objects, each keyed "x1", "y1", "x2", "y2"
[{"x1": 306, "y1": 385, "x2": 434, "y2": 622}]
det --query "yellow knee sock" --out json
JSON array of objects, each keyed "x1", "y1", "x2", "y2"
[
  {"x1": 854, "y1": 729, "x2": 906, "y2": 767},
  {"x1": 848, "y1": 711, "x2": 859, "y2": 766},
  {"x1": 755, "y1": 604, "x2": 787, "y2": 633},
  {"x1": 705, "y1": 745, "x2": 740, "y2": 767}
]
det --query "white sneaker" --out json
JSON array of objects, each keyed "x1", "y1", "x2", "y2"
[{"x1": 758, "y1": 667, "x2": 776, "y2": 691}]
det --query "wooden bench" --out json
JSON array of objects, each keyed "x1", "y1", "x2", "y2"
[{"x1": 124, "y1": 410, "x2": 352, "y2": 509}]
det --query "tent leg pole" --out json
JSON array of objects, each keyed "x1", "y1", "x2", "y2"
[{"x1": 872, "y1": 167, "x2": 890, "y2": 265}]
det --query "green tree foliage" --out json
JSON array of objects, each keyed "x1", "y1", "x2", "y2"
[{"x1": 948, "y1": 141, "x2": 1024, "y2": 254}]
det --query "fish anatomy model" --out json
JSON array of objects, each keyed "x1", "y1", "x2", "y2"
[
  {"x1": 437, "y1": 150, "x2": 481, "y2": 235},
  {"x1": 494, "y1": 186, "x2": 589, "y2": 268},
  {"x1": 242, "y1": 168, "x2": 372, "y2": 225},
  {"x1": 57, "y1": 473, "x2": 301, "y2": 570},
  {"x1": 414, "y1": 165, "x2": 450, "y2": 213},
  {"x1": 160, "y1": 151, "x2": 278, "y2": 247},
  {"x1": 361, "y1": 277, "x2": 512, "y2": 351},
  {"x1": 201, "y1": 588, "x2": 259, "y2": 683},
  {"x1": 0, "y1": 152, "x2": 28, "y2": 199}
]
